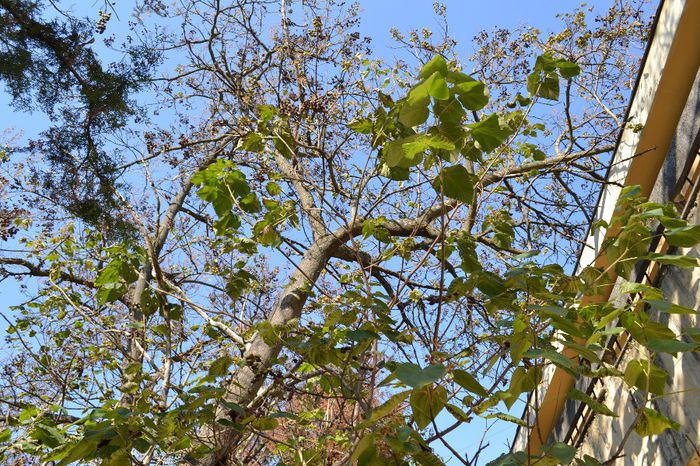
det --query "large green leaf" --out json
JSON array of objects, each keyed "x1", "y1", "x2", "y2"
[
  {"x1": 424, "y1": 72, "x2": 450, "y2": 101},
  {"x1": 664, "y1": 225, "x2": 700, "y2": 247},
  {"x1": 400, "y1": 71, "x2": 450, "y2": 127},
  {"x1": 412, "y1": 449, "x2": 447, "y2": 466},
  {"x1": 418, "y1": 55, "x2": 448, "y2": 79},
  {"x1": 395, "y1": 363, "x2": 446, "y2": 389},
  {"x1": 454, "y1": 80, "x2": 489, "y2": 111},
  {"x1": 402, "y1": 134, "x2": 456, "y2": 159},
  {"x1": 431, "y1": 165, "x2": 475, "y2": 203},
  {"x1": 523, "y1": 348, "x2": 574, "y2": 372},
  {"x1": 556, "y1": 59, "x2": 581, "y2": 79},
  {"x1": 399, "y1": 97, "x2": 430, "y2": 127},
  {"x1": 384, "y1": 135, "x2": 422, "y2": 168},
  {"x1": 527, "y1": 54, "x2": 561, "y2": 100},
  {"x1": 95, "y1": 258, "x2": 139, "y2": 305},
  {"x1": 208, "y1": 354, "x2": 234, "y2": 377},
  {"x1": 647, "y1": 299, "x2": 698, "y2": 315},
  {"x1": 468, "y1": 114, "x2": 514, "y2": 152},
  {"x1": 410, "y1": 385, "x2": 447, "y2": 429}
]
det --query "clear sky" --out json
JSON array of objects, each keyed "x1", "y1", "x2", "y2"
[{"x1": 0, "y1": 0, "x2": 640, "y2": 463}]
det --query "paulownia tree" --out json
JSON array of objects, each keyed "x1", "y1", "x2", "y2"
[{"x1": 1, "y1": 1, "x2": 697, "y2": 465}]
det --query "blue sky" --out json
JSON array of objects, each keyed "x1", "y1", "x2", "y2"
[{"x1": 0, "y1": 0, "x2": 635, "y2": 463}]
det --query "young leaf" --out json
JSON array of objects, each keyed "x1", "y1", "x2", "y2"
[{"x1": 634, "y1": 408, "x2": 680, "y2": 437}]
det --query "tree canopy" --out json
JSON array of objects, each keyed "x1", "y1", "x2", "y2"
[{"x1": 1, "y1": 1, "x2": 698, "y2": 465}]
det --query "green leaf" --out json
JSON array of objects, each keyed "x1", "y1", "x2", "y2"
[
  {"x1": 385, "y1": 135, "x2": 422, "y2": 168},
  {"x1": 527, "y1": 70, "x2": 559, "y2": 100},
  {"x1": 96, "y1": 282, "x2": 127, "y2": 306},
  {"x1": 524, "y1": 348, "x2": 574, "y2": 372},
  {"x1": 171, "y1": 435, "x2": 192, "y2": 451},
  {"x1": 569, "y1": 389, "x2": 616, "y2": 417},
  {"x1": 239, "y1": 193, "x2": 261, "y2": 214},
  {"x1": 544, "y1": 442, "x2": 576, "y2": 464},
  {"x1": 456, "y1": 234, "x2": 481, "y2": 273},
  {"x1": 56, "y1": 439, "x2": 99, "y2": 465},
  {"x1": 556, "y1": 59, "x2": 581, "y2": 79},
  {"x1": 252, "y1": 417, "x2": 279, "y2": 431},
  {"x1": 454, "y1": 80, "x2": 489, "y2": 111},
  {"x1": 646, "y1": 253, "x2": 699, "y2": 268},
  {"x1": 29, "y1": 424, "x2": 62, "y2": 449},
  {"x1": 634, "y1": 408, "x2": 680, "y2": 437},
  {"x1": 431, "y1": 165, "x2": 475, "y2": 203},
  {"x1": 419, "y1": 56, "x2": 448, "y2": 79},
  {"x1": 664, "y1": 225, "x2": 700, "y2": 247},
  {"x1": 346, "y1": 329, "x2": 380, "y2": 342},
  {"x1": 445, "y1": 403, "x2": 471, "y2": 422},
  {"x1": 237, "y1": 132, "x2": 265, "y2": 152},
  {"x1": 103, "y1": 450, "x2": 131, "y2": 466},
  {"x1": 407, "y1": 72, "x2": 449, "y2": 105},
  {"x1": 646, "y1": 338, "x2": 696, "y2": 354},
  {"x1": 358, "y1": 390, "x2": 410, "y2": 428},
  {"x1": 399, "y1": 97, "x2": 430, "y2": 127},
  {"x1": 412, "y1": 449, "x2": 447, "y2": 466},
  {"x1": 647, "y1": 299, "x2": 698, "y2": 315},
  {"x1": 395, "y1": 363, "x2": 446, "y2": 389},
  {"x1": 468, "y1": 114, "x2": 514, "y2": 152},
  {"x1": 258, "y1": 105, "x2": 277, "y2": 121},
  {"x1": 348, "y1": 118, "x2": 374, "y2": 134},
  {"x1": 472, "y1": 270, "x2": 505, "y2": 297},
  {"x1": 402, "y1": 134, "x2": 456, "y2": 159},
  {"x1": 425, "y1": 72, "x2": 450, "y2": 100},
  {"x1": 400, "y1": 72, "x2": 450, "y2": 127},
  {"x1": 574, "y1": 455, "x2": 604, "y2": 466},
  {"x1": 505, "y1": 367, "x2": 539, "y2": 408},
  {"x1": 410, "y1": 385, "x2": 447, "y2": 429},
  {"x1": 349, "y1": 433, "x2": 375, "y2": 465},
  {"x1": 453, "y1": 369, "x2": 487, "y2": 396},
  {"x1": 624, "y1": 359, "x2": 667, "y2": 395},
  {"x1": 95, "y1": 258, "x2": 139, "y2": 305},
  {"x1": 273, "y1": 122, "x2": 296, "y2": 158},
  {"x1": 208, "y1": 354, "x2": 233, "y2": 377},
  {"x1": 0, "y1": 427, "x2": 10, "y2": 443}
]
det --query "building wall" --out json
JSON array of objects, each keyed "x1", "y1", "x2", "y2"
[{"x1": 548, "y1": 65, "x2": 700, "y2": 465}]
